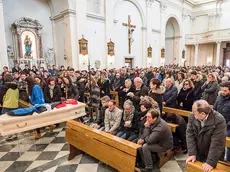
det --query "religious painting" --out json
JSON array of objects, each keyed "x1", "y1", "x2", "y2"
[
  {"x1": 148, "y1": 45, "x2": 152, "y2": 58},
  {"x1": 161, "y1": 47, "x2": 165, "y2": 59},
  {"x1": 21, "y1": 31, "x2": 37, "y2": 59},
  {"x1": 79, "y1": 35, "x2": 88, "y2": 55},
  {"x1": 107, "y1": 39, "x2": 115, "y2": 56}
]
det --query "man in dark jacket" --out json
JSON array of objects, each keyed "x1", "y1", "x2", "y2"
[
  {"x1": 214, "y1": 81, "x2": 230, "y2": 123},
  {"x1": 163, "y1": 78, "x2": 178, "y2": 108},
  {"x1": 227, "y1": 121, "x2": 230, "y2": 162},
  {"x1": 138, "y1": 109, "x2": 173, "y2": 172},
  {"x1": 128, "y1": 77, "x2": 148, "y2": 111},
  {"x1": 186, "y1": 100, "x2": 226, "y2": 172}
]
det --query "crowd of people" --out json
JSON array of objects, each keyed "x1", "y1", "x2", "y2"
[{"x1": 1, "y1": 63, "x2": 230, "y2": 172}]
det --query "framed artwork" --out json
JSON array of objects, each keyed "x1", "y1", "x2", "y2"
[
  {"x1": 79, "y1": 35, "x2": 88, "y2": 55},
  {"x1": 161, "y1": 47, "x2": 165, "y2": 59},
  {"x1": 107, "y1": 39, "x2": 115, "y2": 56},
  {"x1": 148, "y1": 45, "x2": 152, "y2": 58},
  {"x1": 182, "y1": 49, "x2": 185, "y2": 59}
]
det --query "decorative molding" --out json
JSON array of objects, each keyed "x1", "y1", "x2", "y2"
[
  {"x1": 141, "y1": 26, "x2": 147, "y2": 31},
  {"x1": 152, "y1": 28, "x2": 161, "y2": 33},
  {"x1": 160, "y1": 2, "x2": 167, "y2": 12},
  {"x1": 113, "y1": 19, "x2": 118, "y2": 24},
  {"x1": 12, "y1": 17, "x2": 43, "y2": 31},
  {"x1": 146, "y1": 0, "x2": 155, "y2": 7},
  {"x1": 50, "y1": 9, "x2": 76, "y2": 21},
  {"x1": 87, "y1": 13, "x2": 105, "y2": 22},
  {"x1": 185, "y1": 28, "x2": 230, "y2": 45}
]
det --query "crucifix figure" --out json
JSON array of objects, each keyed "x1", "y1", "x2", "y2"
[{"x1": 123, "y1": 15, "x2": 136, "y2": 54}]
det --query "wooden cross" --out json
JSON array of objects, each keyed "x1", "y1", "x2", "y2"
[{"x1": 122, "y1": 15, "x2": 136, "y2": 54}]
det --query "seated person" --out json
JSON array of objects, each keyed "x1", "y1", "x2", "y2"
[
  {"x1": 116, "y1": 100, "x2": 137, "y2": 139},
  {"x1": 104, "y1": 100, "x2": 122, "y2": 135},
  {"x1": 138, "y1": 109, "x2": 173, "y2": 172},
  {"x1": 164, "y1": 113, "x2": 187, "y2": 153},
  {"x1": 92, "y1": 95, "x2": 110, "y2": 130}
]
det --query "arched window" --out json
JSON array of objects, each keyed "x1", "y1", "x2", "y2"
[{"x1": 87, "y1": 0, "x2": 103, "y2": 15}]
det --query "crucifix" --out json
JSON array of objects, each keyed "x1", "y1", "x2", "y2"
[{"x1": 123, "y1": 15, "x2": 136, "y2": 54}]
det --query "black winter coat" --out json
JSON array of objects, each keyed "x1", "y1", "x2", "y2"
[
  {"x1": 214, "y1": 95, "x2": 230, "y2": 123},
  {"x1": 177, "y1": 88, "x2": 195, "y2": 111},
  {"x1": 44, "y1": 85, "x2": 62, "y2": 103}
]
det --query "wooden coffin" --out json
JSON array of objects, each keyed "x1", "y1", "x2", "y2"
[{"x1": 0, "y1": 102, "x2": 86, "y2": 136}]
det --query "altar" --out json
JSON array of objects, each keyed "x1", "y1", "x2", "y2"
[{"x1": 0, "y1": 102, "x2": 86, "y2": 136}]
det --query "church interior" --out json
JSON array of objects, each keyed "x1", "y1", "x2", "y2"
[{"x1": 0, "y1": 0, "x2": 230, "y2": 172}]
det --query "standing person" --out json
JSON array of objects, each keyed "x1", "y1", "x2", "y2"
[
  {"x1": 127, "y1": 77, "x2": 148, "y2": 111},
  {"x1": 214, "y1": 81, "x2": 230, "y2": 123},
  {"x1": 163, "y1": 78, "x2": 178, "y2": 108},
  {"x1": 62, "y1": 76, "x2": 79, "y2": 100},
  {"x1": 175, "y1": 72, "x2": 185, "y2": 93},
  {"x1": 227, "y1": 121, "x2": 230, "y2": 162},
  {"x1": 201, "y1": 73, "x2": 218, "y2": 105},
  {"x1": 1, "y1": 66, "x2": 9, "y2": 83},
  {"x1": 25, "y1": 76, "x2": 46, "y2": 139},
  {"x1": 177, "y1": 79, "x2": 195, "y2": 111},
  {"x1": 191, "y1": 71, "x2": 203, "y2": 101},
  {"x1": 12, "y1": 63, "x2": 22, "y2": 73},
  {"x1": 149, "y1": 78, "x2": 165, "y2": 114},
  {"x1": 0, "y1": 74, "x2": 19, "y2": 114},
  {"x1": 98, "y1": 73, "x2": 110, "y2": 97},
  {"x1": 44, "y1": 77, "x2": 62, "y2": 103},
  {"x1": 186, "y1": 100, "x2": 226, "y2": 172},
  {"x1": 119, "y1": 79, "x2": 135, "y2": 107},
  {"x1": 88, "y1": 76, "x2": 100, "y2": 122},
  {"x1": 17, "y1": 72, "x2": 29, "y2": 102}
]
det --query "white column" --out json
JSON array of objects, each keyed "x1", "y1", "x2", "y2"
[
  {"x1": 194, "y1": 44, "x2": 199, "y2": 66},
  {"x1": 216, "y1": 41, "x2": 221, "y2": 66},
  {"x1": 62, "y1": 10, "x2": 78, "y2": 69},
  {"x1": 142, "y1": 27, "x2": 147, "y2": 67},
  {"x1": 0, "y1": 0, "x2": 8, "y2": 70}
]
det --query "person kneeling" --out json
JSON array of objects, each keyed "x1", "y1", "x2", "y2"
[{"x1": 138, "y1": 109, "x2": 173, "y2": 172}]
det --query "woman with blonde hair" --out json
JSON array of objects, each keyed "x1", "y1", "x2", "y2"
[
  {"x1": 201, "y1": 73, "x2": 218, "y2": 105},
  {"x1": 177, "y1": 79, "x2": 195, "y2": 111}
]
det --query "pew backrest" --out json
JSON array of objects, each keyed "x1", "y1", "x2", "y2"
[
  {"x1": 65, "y1": 120, "x2": 141, "y2": 172},
  {"x1": 163, "y1": 106, "x2": 191, "y2": 117},
  {"x1": 187, "y1": 161, "x2": 230, "y2": 172}
]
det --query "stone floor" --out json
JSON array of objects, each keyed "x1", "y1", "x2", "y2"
[{"x1": 0, "y1": 124, "x2": 187, "y2": 172}]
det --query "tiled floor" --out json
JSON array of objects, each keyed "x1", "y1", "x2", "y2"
[{"x1": 0, "y1": 124, "x2": 187, "y2": 172}]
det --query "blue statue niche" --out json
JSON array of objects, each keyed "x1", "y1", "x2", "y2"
[{"x1": 24, "y1": 35, "x2": 32, "y2": 57}]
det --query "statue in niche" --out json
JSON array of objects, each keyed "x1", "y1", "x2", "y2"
[
  {"x1": 46, "y1": 48, "x2": 55, "y2": 66},
  {"x1": 7, "y1": 46, "x2": 15, "y2": 69},
  {"x1": 24, "y1": 35, "x2": 32, "y2": 57},
  {"x1": 95, "y1": 60, "x2": 101, "y2": 69}
]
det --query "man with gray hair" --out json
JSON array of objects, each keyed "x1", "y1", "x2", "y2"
[
  {"x1": 127, "y1": 77, "x2": 148, "y2": 111},
  {"x1": 186, "y1": 100, "x2": 226, "y2": 172}
]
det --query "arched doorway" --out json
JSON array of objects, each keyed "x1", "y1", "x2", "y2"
[{"x1": 165, "y1": 17, "x2": 181, "y2": 65}]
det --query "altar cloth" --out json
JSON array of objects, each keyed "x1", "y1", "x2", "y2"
[{"x1": 0, "y1": 102, "x2": 86, "y2": 136}]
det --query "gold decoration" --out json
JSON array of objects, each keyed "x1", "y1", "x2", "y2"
[
  {"x1": 107, "y1": 39, "x2": 115, "y2": 56},
  {"x1": 161, "y1": 47, "x2": 165, "y2": 59},
  {"x1": 147, "y1": 45, "x2": 152, "y2": 58},
  {"x1": 79, "y1": 35, "x2": 88, "y2": 55}
]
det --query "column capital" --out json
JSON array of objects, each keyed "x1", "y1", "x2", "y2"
[
  {"x1": 216, "y1": 41, "x2": 221, "y2": 44},
  {"x1": 194, "y1": 44, "x2": 199, "y2": 47},
  {"x1": 0, "y1": 0, "x2": 3, "y2": 3}
]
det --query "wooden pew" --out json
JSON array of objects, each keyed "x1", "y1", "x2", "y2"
[
  {"x1": 65, "y1": 120, "x2": 141, "y2": 172},
  {"x1": 187, "y1": 161, "x2": 230, "y2": 172},
  {"x1": 110, "y1": 90, "x2": 119, "y2": 107},
  {"x1": 163, "y1": 106, "x2": 191, "y2": 117},
  {"x1": 226, "y1": 137, "x2": 230, "y2": 148},
  {"x1": 167, "y1": 123, "x2": 178, "y2": 133},
  {"x1": 18, "y1": 100, "x2": 32, "y2": 108}
]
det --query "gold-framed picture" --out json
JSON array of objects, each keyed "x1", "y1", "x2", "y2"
[
  {"x1": 148, "y1": 45, "x2": 152, "y2": 58},
  {"x1": 79, "y1": 35, "x2": 88, "y2": 55},
  {"x1": 107, "y1": 39, "x2": 115, "y2": 56},
  {"x1": 161, "y1": 47, "x2": 165, "y2": 59}
]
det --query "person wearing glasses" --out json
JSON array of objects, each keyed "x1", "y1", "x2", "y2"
[
  {"x1": 186, "y1": 100, "x2": 226, "y2": 172},
  {"x1": 177, "y1": 79, "x2": 195, "y2": 111}
]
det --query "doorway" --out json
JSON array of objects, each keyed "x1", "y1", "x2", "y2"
[{"x1": 125, "y1": 58, "x2": 133, "y2": 68}]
